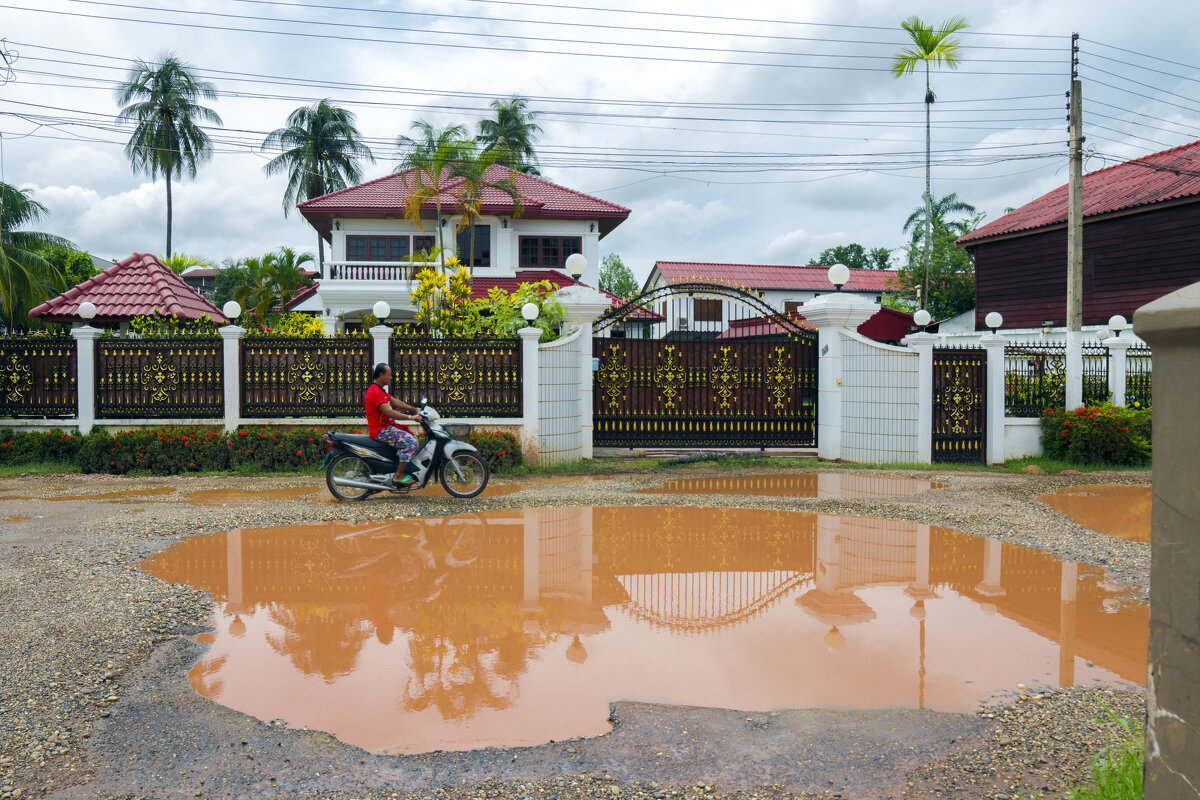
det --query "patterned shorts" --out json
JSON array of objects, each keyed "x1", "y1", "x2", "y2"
[{"x1": 376, "y1": 426, "x2": 418, "y2": 461}]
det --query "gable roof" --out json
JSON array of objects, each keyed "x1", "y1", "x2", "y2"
[
  {"x1": 652, "y1": 261, "x2": 894, "y2": 293},
  {"x1": 959, "y1": 138, "x2": 1200, "y2": 245},
  {"x1": 29, "y1": 252, "x2": 227, "y2": 324},
  {"x1": 297, "y1": 164, "x2": 631, "y2": 239}
]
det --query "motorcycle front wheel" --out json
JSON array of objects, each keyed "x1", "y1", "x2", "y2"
[
  {"x1": 439, "y1": 451, "x2": 489, "y2": 498},
  {"x1": 326, "y1": 454, "x2": 376, "y2": 501}
]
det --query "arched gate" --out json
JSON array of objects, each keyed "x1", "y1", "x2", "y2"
[{"x1": 592, "y1": 282, "x2": 817, "y2": 448}]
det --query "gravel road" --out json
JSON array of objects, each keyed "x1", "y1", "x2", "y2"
[{"x1": 0, "y1": 464, "x2": 1149, "y2": 800}]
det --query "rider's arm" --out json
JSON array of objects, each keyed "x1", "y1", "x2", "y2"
[
  {"x1": 388, "y1": 397, "x2": 419, "y2": 414},
  {"x1": 376, "y1": 403, "x2": 417, "y2": 423}
]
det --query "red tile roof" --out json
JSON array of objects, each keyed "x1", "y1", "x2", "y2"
[
  {"x1": 959, "y1": 138, "x2": 1200, "y2": 244},
  {"x1": 654, "y1": 261, "x2": 895, "y2": 293},
  {"x1": 297, "y1": 164, "x2": 630, "y2": 238},
  {"x1": 29, "y1": 253, "x2": 227, "y2": 324}
]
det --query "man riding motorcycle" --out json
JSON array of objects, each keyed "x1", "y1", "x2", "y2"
[{"x1": 365, "y1": 363, "x2": 421, "y2": 487}]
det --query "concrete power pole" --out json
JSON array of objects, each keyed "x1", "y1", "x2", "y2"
[{"x1": 1065, "y1": 34, "x2": 1085, "y2": 410}]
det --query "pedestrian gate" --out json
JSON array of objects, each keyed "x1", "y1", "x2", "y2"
[{"x1": 931, "y1": 348, "x2": 986, "y2": 463}]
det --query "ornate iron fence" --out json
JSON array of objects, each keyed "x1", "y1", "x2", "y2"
[
  {"x1": 932, "y1": 348, "x2": 986, "y2": 463},
  {"x1": 1081, "y1": 343, "x2": 1110, "y2": 406},
  {"x1": 0, "y1": 335, "x2": 77, "y2": 418},
  {"x1": 242, "y1": 337, "x2": 374, "y2": 417},
  {"x1": 96, "y1": 338, "x2": 223, "y2": 418},
  {"x1": 388, "y1": 338, "x2": 522, "y2": 417},
  {"x1": 1126, "y1": 345, "x2": 1152, "y2": 408},
  {"x1": 1004, "y1": 344, "x2": 1066, "y2": 416}
]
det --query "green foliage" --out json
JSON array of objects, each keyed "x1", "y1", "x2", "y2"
[
  {"x1": 889, "y1": 219, "x2": 979, "y2": 320},
  {"x1": 812, "y1": 243, "x2": 892, "y2": 270},
  {"x1": 478, "y1": 279, "x2": 564, "y2": 341},
  {"x1": 412, "y1": 266, "x2": 562, "y2": 340},
  {"x1": 229, "y1": 428, "x2": 327, "y2": 471},
  {"x1": 126, "y1": 312, "x2": 219, "y2": 337},
  {"x1": 469, "y1": 430, "x2": 523, "y2": 471},
  {"x1": 78, "y1": 428, "x2": 230, "y2": 474},
  {"x1": 1068, "y1": 701, "x2": 1143, "y2": 800},
  {"x1": 0, "y1": 428, "x2": 85, "y2": 465},
  {"x1": 212, "y1": 259, "x2": 256, "y2": 307},
  {"x1": 243, "y1": 311, "x2": 325, "y2": 338},
  {"x1": 477, "y1": 96, "x2": 542, "y2": 175},
  {"x1": 449, "y1": 140, "x2": 523, "y2": 272},
  {"x1": 1040, "y1": 405, "x2": 1152, "y2": 466},
  {"x1": 160, "y1": 253, "x2": 209, "y2": 275},
  {"x1": 599, "y1": 253, "x2": 639, "y2": 299},
  {"x1": 31, "y1": 244, "x2": 98, "y2": 287},
  {"x1": 0, "y1": 182, "x2": 76, "y2": 330},
  {"x1": 223, "y1": 246, "x2": 316, "y2": 323}
]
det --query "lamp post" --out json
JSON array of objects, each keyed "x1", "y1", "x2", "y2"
[
  {"x1": 985, "y1": 311, "x2": 1003, "y2": 334},
  {"x1": 565, "y1": 253, "x2": 587, "y2": 285},
  {"x1": 78, "y1": 301, "x2": 97, "y2": 323},
  {"x1": 372, "y1": 300, "x2": 391, "y2": 322},
  {"x1": 913, "y1": 308, "x2": 931, "y2": 333},
  {"x1": 1108, "y1": 314, "x2": 1129, "y2": 338},
  {"x1": 521, "y1": 302, "x2": 539, "y2": 323},
  {"x1": 827, "y1": 263, "x2": 850, "y2": 292},
  {"x1": 222, "y1": 300, "x2": 241, "y2": 322}
]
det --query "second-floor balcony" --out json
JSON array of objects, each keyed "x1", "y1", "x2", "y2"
[{"x1": 324, "y1": 261, "x2": 422, "y2": 281}]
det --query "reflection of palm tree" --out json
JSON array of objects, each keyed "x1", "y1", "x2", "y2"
[
  {"x1": 263, "y1": 603, "x2": 371, "y2": 682},
  {"x1": 403, "y1": 631, "x2": 519, "y2": 720}
]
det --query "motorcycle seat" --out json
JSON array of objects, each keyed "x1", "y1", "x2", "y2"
[{"x1": 329, "y1": 432, "x2": 397, "y2": 458}]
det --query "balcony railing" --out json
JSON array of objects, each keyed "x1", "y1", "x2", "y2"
[{"x1": 326, "y1": 261, "x2": 418, "y2": 281}]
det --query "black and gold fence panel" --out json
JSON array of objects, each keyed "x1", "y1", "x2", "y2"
[
  {"x1": 932, "y1": 348, "x2": 986, "y2": 463},
  {"x1": 242, "y1": 338, "x2": 373, "y2": 417},
  {"x1": 388, "y1": 338, "x2": 522, "y2": 417},
  {"x1": 592, "y1": 336, "x2": 817, "y2": 448},
  {"x1": 96, "y1": 339, "x2": 223, "y2": 418},
  {"x1": 1004, "y1": 343, "x2": 1065, "y2": 416},
  {"x1": 0, "y1": 336, "x2": 77, "y2": 418},
  {"x1": 1126, "y1": 345, "x2": 1151, "y2": 408},
  {"x1": 1081, "y1": 344, "x2": 1110, "y2": 406}
]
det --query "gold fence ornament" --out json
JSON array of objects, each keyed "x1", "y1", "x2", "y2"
[
  {"x1": 654, "y1": 345, "x2": 685, "y2": 410},
  {"x1": 288, "y1": 352, "x2": 327, "y2": 402},
  {"x1": 765, "y1": 346, "x2": 795, "y2": 410},
  {"x1": 709, "y1": 346, "x2": 742, "y2": 410},
  {"x1": 139, "y1": 353, "x2": 180, "y2": 403},
  {"x1": 0, "y1": 352, "x2": 32, "y2": 403},
  {"x1": 437, "y1": 351, "x2": 476, "y2": 404},
  {"x1": 597, "y1": 343, "x2": 630, "y2": 408},
  {"x1": 937, "y1": 365, "x2": 981, "y2": 435}
]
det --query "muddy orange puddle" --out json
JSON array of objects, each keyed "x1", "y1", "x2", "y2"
[
  {"x1": 0, "y1": 486, "x2": 176, "y2": 502},
  {"x1": 183, "y1": 487, "x2": 321, "y2": 505},
  {"x1": 638, "y1": 473, "x2": 944, "y2": 498},
  {"x1": 141, "y1": 507, "x2": 1147, "y2": 755},
  {"x1": 3, "y1": 515, "x2": 31, "y2": 522},
  {"x1": 1039, "y1": 484, "x2": 1152, "y2": 543}
]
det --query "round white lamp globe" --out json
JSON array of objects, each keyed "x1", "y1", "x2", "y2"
[
  {"x1": 985, "y1": 311, "x2": 1004, "y2": 332},
  {"x1": 1108, "y1": 314, "x2": 1128, "y2": 333},
  {"x1": 521, "y1": 302, "x2": 539, "y2": 322},
  {"x1": 78, "y1": 301, "x2": 97, "y2": 321},
  {"x1": 221, "y1": 300, "x2": 241, "y2": 320},
  {"x1": 565, "y1": 252, "x2": 587, "y2": 282},
  {"x1": 372, "y1": 300, "x2": 391, "y2": 320},
  {"x1": 1097, "y1": 327, "x2": 1112, "y2": 341},
  {"x1": 913, "y1": 309, "x2": 931, "y2": 328},
  {"x1": 827, "y1": 263, "x2": 850, "y2": 290}
]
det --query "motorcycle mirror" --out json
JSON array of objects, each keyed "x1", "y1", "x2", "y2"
[{"x1": 420, "y1": 397, "x2": 428, "y2": 406}]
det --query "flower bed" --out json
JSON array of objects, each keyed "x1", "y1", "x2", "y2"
[{"x1": 1040, "y1": 405, "x2": 1152, "y2": 466}]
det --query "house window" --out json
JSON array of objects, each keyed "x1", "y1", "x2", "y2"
[
  {"x1": 346, "y1": 236, "x2": 366, "y2": 261},
  {"x1": 784, "y1": 301, "x2": 802, "y2": 315},
  {"x1": 694, "y1": 298, "x2": 722, "y2": 322},
  {"x1": 413, "y1": 235, "x2": 435, "y2": 255},
  {"x1": 456, "y1": 225, "x2": 491, "y2": 267},
  {"x1": 347, "y1": 235, "x2": 412, "y2": 261},
  {"x1": 518, "y1": 236, "x2": 583, "y2": 268}
]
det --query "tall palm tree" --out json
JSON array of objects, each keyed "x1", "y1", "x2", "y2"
[
  {"x1": 0, "y1": 182, "x2": 72, "y2": 331},
  {"x1": 449, "y1": 142, "x2": 523, "y2": 277},
  {"x1": 115, "y1": 54, "x2": 222, "y2": 259},
  {"x1": 902, "y1": 193, "x2": 978, "y2": 244},
  {"x1": 477, "y1": 96, "x2": 542, "y2": 176},
  {"x1": 395, "y1": 121, "x2": 468, "y2": 273},
  {"x1": 261, "y1": 100, "x2": 374, "y2": 268},
  {"x1": 892, "y1": 15, "x2": 969, "y2": 310}
]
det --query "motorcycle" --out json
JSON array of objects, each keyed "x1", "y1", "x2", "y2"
[{"x1": 323, "y1": 399, "x2": 490, "y2": 501}]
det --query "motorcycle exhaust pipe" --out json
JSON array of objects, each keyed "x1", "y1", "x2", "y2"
[{"x1": 331, "y1": 476, "x2": 391, "y2": 491}]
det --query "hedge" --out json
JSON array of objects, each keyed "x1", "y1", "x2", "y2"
[{"x1": 1040, "y1": 405, "x2": 1152, "y2": 466}]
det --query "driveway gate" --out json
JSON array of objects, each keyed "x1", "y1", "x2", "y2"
[
  {"x1": 592, "y1": 282, "x2": 817, "y2": 448},
  {"x1": 931, "y1": 347, "x2": 986, "y2": 463}
]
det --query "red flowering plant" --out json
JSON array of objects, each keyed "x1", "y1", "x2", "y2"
[
  {"x1": 1040, "y1": 404, "x2": 1151, "y2": 466},
  {"x1": 467, "y1": 430, "x2": 523, "y2": 471}
]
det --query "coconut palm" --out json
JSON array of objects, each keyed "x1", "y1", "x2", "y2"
[
  {"x1": 903, "y1": 193, "x2": 978, "y2": 244},
  {"x1": 0, "y1": 182, "x2": 73, "y2": 330},
  {"x1": 115, "y1": 54, "x2": 222, "y2": 259},
  {"x1": 395, "y1": 121, "x2": 469, "y2": 272},
  {"x1": 233, "y1": 247, "x2": 316, "y2": 323},
  {"x1": 892, "y1": 15, "x2": 969, "y2": 310},
  {"x1": 261, "y1": 100, "x2": 374, "y2": 267},
  {"x1": 477, "y1": 96, "x2": 542, "y2": 176},
  {"x1": 264, "y1": 246, "x2": 315, "y2": 307},
  {"x1": 450, "y1": 142, "x2": 523, "y2": 276}
]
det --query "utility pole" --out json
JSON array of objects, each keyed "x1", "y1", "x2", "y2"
[{"x1": 1065, "y1": 33, "x2": 1085, "y2": 410}]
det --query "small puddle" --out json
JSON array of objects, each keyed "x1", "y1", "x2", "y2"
[
  {"x1": 141, "y1": 507, "x2": 1147, "y2": 755},
  {"x1": 184, "y1": 487, "x2": 321, "y2": 505},
  {"x1": 3, "y1": 515, "x2": 32, "y2": 522},
  {"x1": 1039, "y1": 484, "x2": 1152, "y2": 542},
  {"x1": 0, "y1": 486, "x2": 177, "y2": 502},
  {"x1": 638, "y1": 473, "x2": 945, "y2": 498}
]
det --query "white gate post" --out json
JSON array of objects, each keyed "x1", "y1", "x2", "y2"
[
  {"x1": 1065, "y1": 330, "x2": 1083, "y2": 410},
  {"x1": 800, "y1": 293, "x2": 878, "y2": 460},
  {"x1": 1104, "y1": 335, "x2": 1131, "y2": 407},
  {"x1": 71, "y1": 325, "x2": 102, "y2": 434},
  {"x1": 518, "y1": 326, "x2": 542, "y2": 464},
  {"x1": 555, "y1": 285, "x2": 611, "y2": 459},
  {"x1": 369, "y1": 324, "x2": 392, "y2": 369},
  {"x1": 903, "y1": 331, "x2": 938, "y2": 463},
  {"x1": 219, "y1": 324, "x2": 247, "y2": 432},
  {"x1": 980, "y1": 332, "x2": 1009, "y2": 465}
]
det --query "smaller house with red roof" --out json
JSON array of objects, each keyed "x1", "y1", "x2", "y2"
[{"x1": 29, "y1": 253, "x2": 227, "y2": 328}]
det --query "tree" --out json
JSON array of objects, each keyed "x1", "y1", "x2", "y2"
[
  {"x1": 449, "y1": 141, "x2": 523, "y2": 276},
  {"x1": 0, "y1": 182, "x2": 73, "y2": 330},
  {"x1": 213, "y1": 259, "x2": 256, "y2": 308},
  {"x1": 477, "y1": 96, "x2": 542, "y2": 175},
  {"x1": 892, "y1": 15, "x2": 969, "y2": 311},
  {"x1": 115, "y1": 53, "x2": 222, "y2": 258},
  {"x1": 812, "y1": 244, "x2": 892, "y2": 270},
  {"x1": 888, "y1": 211, "x2": 983, "y2": 320},
  {"x1": 261, "y1": 100, "x2": 374, "y2": 267},
  {"x1": 599, "y1": 253, "x2": 638, "y2": 299},
  {"x1": 902, "y1": 192, "x2": 977, "y2": 244},
  {"x1": 230, "y1": 247, "x2": 315, "y2": 323},
  {"x1": 264, "y1": 246, "x2": 315, "y2": 308},
  {"x1": 30, "y1": 243, "x2": 98, "y2": 287},
  {"x1": 160, "y1": 253, "x2": 209, "y2": 275},
  {"x1": 396, "y1": 121, "x2": 469, "y2": 273}
]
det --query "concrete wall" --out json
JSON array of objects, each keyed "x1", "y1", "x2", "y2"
[
  {"x1": 537, "y1": 327, "x2": 583, "y2": 464},
  {"x1": 839, "y1": 329, "x2": 920, "y2": 463},
  {"x1": 1003, "y1": 417, "x2": 1043, "y2": 460}
]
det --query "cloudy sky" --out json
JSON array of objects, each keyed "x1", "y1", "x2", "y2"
[{"x1": 2, "y1": 0, "x2": 1198, "y2": 284}]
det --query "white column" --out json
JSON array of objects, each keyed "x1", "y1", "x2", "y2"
[
  {"x1": 1065, "y1": 329, "x2": 1083, "y2": 410},
  {"x1": 521, "y1": 509, "x2": 542, "y2": 612},
  {"x1": 218, "y1": 324, "x2": 246, "y2": 432},
  {"x1": 980, "y1": 332, "x2": 1009, "y2": 465},
  {"x1": 71, "y1": 325, "x2": 102, "y2": 434},
  {"x1": 369, "y1": 324, "x2": 392, "y2": 369},
  {"x1": 555, "y1": 285, "x2": 611, "y2": 460},
  {"x1": 518, "y1": 326, "x2": 542, "y2": 465},
  {"x1": 1105, "y1": 336, "x2": 1131, "y2": 407},
  {"x1": 904, "y1": 332, "x2": 938, "y2": 463},
  {"x1": 799, "y1": 293, "x2": 879, "y2": 461},
  {"x1": 976, "y1": 538, "x2": 1005, "y2": 597}
]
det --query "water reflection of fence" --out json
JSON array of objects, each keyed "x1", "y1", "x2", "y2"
[
  {"x1": 389, "y1": 338, "x2": 522, "y2": 418},
  {"x1": 616, "y1": 571, "x2": 811, "y2": 633},
  {"x1": 241, "y1": 338, "x2": 373, "y2": 417},
  {"x1": 0, "y1": 336, "x2": 76, "y2": 418},
  {"x1": 1126, "y1": 346, "x2": 1152, "y2": 407},
  {"x1": 96, "y1": 339, "x2": 223, "y2": 418}
]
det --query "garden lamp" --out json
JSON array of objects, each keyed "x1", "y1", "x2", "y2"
[
  {"x1": 78, "y1": 301, "x2": 97, "y2": 321},
  {"x1": 827, "y1": 263, "x2": 850, "y2": 292},
  {"x1": 1108, "y1": 315, "x2": 1129, "y2": 337},
  {"x1": 372, "y1": 301, "x2": 391, "y2": 320},
  {"x1": 222, "y1": 301, "x2": 241, "y2": 321},
  {"x1": 521, "y1": 302, "x2": 539, "y2": 323},
  {"x1": 565, "y1": 253, "x2": 587, "y2": 285},
  {"x1": 985, "y1": 311, "x2": 1003, "y2": 333},
  {"x1": 913, "y1": 309, "x2": 931, "y2": 332}
]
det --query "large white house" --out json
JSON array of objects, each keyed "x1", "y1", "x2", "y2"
[{"x1": 292, "y1": 165, "x2": 630, "y2": 330}]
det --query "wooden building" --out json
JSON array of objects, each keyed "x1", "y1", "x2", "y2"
[{"x1": 957, "y1": 139, "x2": 1200, "y2": 330}]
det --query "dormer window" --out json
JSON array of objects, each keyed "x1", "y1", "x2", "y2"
[{"x1": 519, "y1": 236, "x2": 582, "y2": 268}]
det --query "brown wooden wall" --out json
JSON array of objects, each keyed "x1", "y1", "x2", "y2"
[{"x1": 968, "y1": 200, "x2": 1200, "y2": 329}]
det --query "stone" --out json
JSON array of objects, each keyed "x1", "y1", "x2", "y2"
[
  {"x1": 1022, "y1": 465, "x2": 1044, "y2": 474},
  {"x1": 1060, "y1": 469, "x2": 1082, "y2": 475}
]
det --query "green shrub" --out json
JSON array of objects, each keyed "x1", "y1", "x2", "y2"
[
  {"x1": 0, "y1": 428, "x2": 86, "y2": 465},
  {"x1": 229, "y1": 428, "x2": 327, "y2": 471},
  {"x1": 467, "y1": 430, "x2": 523, "y2": 472},
  {"x1": 79, "y1": 427, "x2": 229, "y2": 474},
  {"x1": 1041, "y1": 404, "x2": 1152, "y2": 466}
]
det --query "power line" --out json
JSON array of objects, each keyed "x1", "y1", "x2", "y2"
[
  {"x1": 1090, "y1": 99, "x2": 1200, "y2": 133},
  {"x1": 1083, "y1": 77, "x2": 1200, "y2": 116},
  {"x1": 1080, "y1": 64, "x2": 1200, "y2": 110},
  {"x1": 1081, "y1": 38, "x2": 1200, "y2": 75},
  {"x1": 1079, "y1": 48, "x2": 1200, "y2": 86}
]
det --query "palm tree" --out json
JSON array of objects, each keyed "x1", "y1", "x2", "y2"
[
  {"x1": 261, "y1": 100, "x2": 374, "y2": 268},
  {"x1": 0, "y1": 182, "x2": 72, "y2": 330},
  {"x1": 449, "y1": 142, "x2": 523, "y2": 276},
  {"x1": 902, "y1": 193, "x2": 978, "y2": 244},
  {"x1": 395, "y1": 121, "x2": 468, "y2": 273},
  {"x1": 477, "y1": 96, "x2": 542, "y2": 175},
  {"x1": 232, "y1": 254, "x2": 274, "y2": 325},
  {"x1": 264, "y1": 246, "x2": 315, "y2": 308},
  {"x1": 892, "y1": 15, "x2": 969, "y2": 310},
  {"x1": 115, "y1": 54, "x2": 222, "y2": 259}
]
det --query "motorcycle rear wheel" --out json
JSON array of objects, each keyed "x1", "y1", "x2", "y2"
[{"x1": 326, "y1": 454, "x2": 376, "y2": 501}]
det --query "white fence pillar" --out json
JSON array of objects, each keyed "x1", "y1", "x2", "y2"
[
  {"x1": 904, "y1": 332, "x2": 938, "y2": 463},
  {"x1": 555, "y1": 285, "x2": 611, "y2": 459},
  {"x1": 369, "y1": 324, "x2": 392, "y2": 368},
  {"x1": 1105, "y1": 335, "x2": 1131, "y2": 407},
  {"x1": 218, "y1": 324, "x2": 246, "y2": 432},
  {"x1": 800, "y1": 293, "x2": 879, "y2": 460},
  {"x1": 1065, "y1": 329, "x2": 1083, "y2": 410},
  {"x1": 71, "y1": 325, "x2": 102, "y2": 434},
  {"x1": 518, "y1": 326, "x2": 542, "y2": 464},
  {"x1": 980, "y1": 333, "x2": 1009, "y2": 465}
]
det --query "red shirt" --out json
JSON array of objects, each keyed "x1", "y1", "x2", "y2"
[{"x1": 365, "y1": 383, "x2": 398, "y2": 438}]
